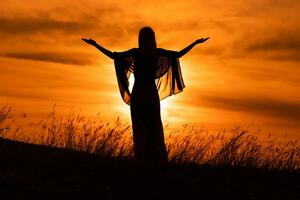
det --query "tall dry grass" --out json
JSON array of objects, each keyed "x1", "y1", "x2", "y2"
[{"x1": 1, "y1": 106, "x2": 299, "y2": 171}]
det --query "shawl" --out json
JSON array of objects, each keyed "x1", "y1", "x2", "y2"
[{"x1": 113, "y1": 48, "x2": 185, "y2": 105}]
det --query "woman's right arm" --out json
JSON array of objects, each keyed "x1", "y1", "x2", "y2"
[
  {"x1": 82, "y1": 38, "x2": 114, "y2": 59},
  {"x1": 176, "y1": 37, "x2": 209, "y2": 58}
]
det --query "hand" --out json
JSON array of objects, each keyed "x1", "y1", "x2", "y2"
[
  {"x1": 195, "y1": 37, "x2": 209, "y2": 44},
  {"x1": 82, "y1": 38, "x2": 97, "y2": 46}
]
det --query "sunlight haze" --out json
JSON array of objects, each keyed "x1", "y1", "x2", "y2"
[{"x1": 0, "y1": 0, "x2": 299, "y2": 138}]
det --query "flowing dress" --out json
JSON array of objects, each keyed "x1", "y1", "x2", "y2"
[{"x1": 113, "y1": 48, "x2": 185, "y2": 162}]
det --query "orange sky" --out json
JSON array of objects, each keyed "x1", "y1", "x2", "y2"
[{"x1": 0, "y1": 0, "x2": 300, "y2": 138}]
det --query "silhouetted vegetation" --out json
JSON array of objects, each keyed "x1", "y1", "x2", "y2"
[
  {"x1": 1, "y1": 106, "x2": 300, "y2": 199},
  {"x1": 1, "y1": 106, "x2": 299, "y2": 171}
]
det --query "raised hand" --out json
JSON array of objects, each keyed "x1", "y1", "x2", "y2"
[
  {"x1": 82, "y1": 38, "x2": 97, "y2": 46},
  {"x1": 82, "y1": 38, "x2": 115, "y2": 59},
  {"x1": 177, "y1": 37, "x2": 210, "y2": 58},
  {"x1": 195, "y1": 37, "x2": 210, "y2": 44}
]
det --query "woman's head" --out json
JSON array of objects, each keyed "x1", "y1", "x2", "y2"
[{"x1": 138, "y1": 27, "x2": 157, "y2": 53}]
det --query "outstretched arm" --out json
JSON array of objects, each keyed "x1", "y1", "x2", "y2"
[
  {"x1": 82, "y1": 38, "x2": 114, "y2": 59},
  {"x1": 177, "y1": 37, "x2": 209, "y2": 58}
]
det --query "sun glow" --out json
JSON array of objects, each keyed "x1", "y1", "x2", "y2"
[{"x1": 1, "y1": 0, "x2": 300, "y2": 138}]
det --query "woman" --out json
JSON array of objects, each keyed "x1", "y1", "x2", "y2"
[{"x1": 82, "y1": 27, "x2": 209, "y2": 162}]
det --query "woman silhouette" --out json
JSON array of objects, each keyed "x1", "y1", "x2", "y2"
[{"x1": 83, "y1": 27, "x2": 209, "y2": 162}]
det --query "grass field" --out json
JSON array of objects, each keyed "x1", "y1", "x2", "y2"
[
  {"x1": 1, "y1": 106, "x2": 300, "y2": 199},
  {"x1": 1, "y1": 106, "x2": 299, "y2": 171}
]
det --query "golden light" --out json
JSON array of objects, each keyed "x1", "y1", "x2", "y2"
[{"x1": 0, "y1": 0, "x2": 299, "y2": 139}]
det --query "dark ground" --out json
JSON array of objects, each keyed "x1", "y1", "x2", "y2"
[{"x1": 0, "y1": 137, "x2": 299, "y2": 200}]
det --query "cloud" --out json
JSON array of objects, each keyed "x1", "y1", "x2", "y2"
[
  {"x1": 0, "y1": 2, "x2": 125, "y2": 35},
  {"x1": 246, "y1": 30, "x2": 300, "y2": 54},
  {"x1": 230, "y1": 29, "x2": 300, "y2": 62},
  {"x1": 0, "y1": 11, "x2": 145, "y2": 50},
  {"x1": 0, "y1": 90, "x2": 54, "y2": 101},
  {"x1": 1, "y1": 51, "x2": 94, "y2": 65},
  {"x1": 246, "y1": 34, "x2": 300, "y2": 52},
  {"x1": 176, "y1": 91, "x2": 300, "y2": 122},
  {"x1": 0, "y1": 16, "x2": 91, "y2": 35},
  {"x1": 197, "y1": 95, "x2": 300, "y2": 121}
]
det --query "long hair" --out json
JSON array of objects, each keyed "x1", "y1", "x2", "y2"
[{"x1": 138, "y1": 27, "x2": 157, "y2": 57}]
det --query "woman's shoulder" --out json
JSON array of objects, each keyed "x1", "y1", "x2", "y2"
[
  {"x1": 123, "y1": 48, "x2": 138, "y2": 55},
  {"x1": 114, "y1": 48, "x2": 138, "y2": 58},
  {"x1": 156, "y1": 48, "x2": 167, "y2": 54},
  {"x1": 156, "y1": 48, "x2": 178, "y2": 57}
]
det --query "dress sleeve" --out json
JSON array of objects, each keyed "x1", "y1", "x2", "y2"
[
  {"x1": 113, "y1": 48, "x2": 185, "y2": 105},
  {"x1": 113, "y1": 48, "x2": 137, "y2": 105},
  {"x1": 155, "y1": 49, "x2": 185, "y2": 100}
]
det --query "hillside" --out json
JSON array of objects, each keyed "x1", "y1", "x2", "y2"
[{"x1": 0, "y1": 137, "x2": 299, "y2": 200}]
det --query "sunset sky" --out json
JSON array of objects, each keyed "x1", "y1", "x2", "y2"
[{"x1": 0, "y1": 0, "x2": 299, "y2": 139}]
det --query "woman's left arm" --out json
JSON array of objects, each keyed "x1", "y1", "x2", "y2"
[
  {"x1": 177, "y1": 37, "x2": 209, "y2": 58},
  {"x1": 82, "y1": 38, "x2": 115, "y2": 59}
]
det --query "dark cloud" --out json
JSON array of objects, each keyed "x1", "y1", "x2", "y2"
[
  {"x1": 246, "y1": 35, "x2": 300, "y2": 52},
  {"x1": 0, "y1": 13, "x2": 144, "y2": 48},
  {"x1": 0, "y1": 9, "x2": 144, "y2": 65},
  {"x1": 233, "y1": 30, "x2": 300, "y2": 62},
  {"x1": 0, "y1": 4, "x2": 124, "y2": 35},
  {"x1": 0, "y1": 16, "x2": 92, "y2": 35},
  {"x1": 1, "y1": 51, "x2": 94, "y2": 65},
  {"x1": 199, "y1": 95, "x2": 300, "y2": 121}
]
